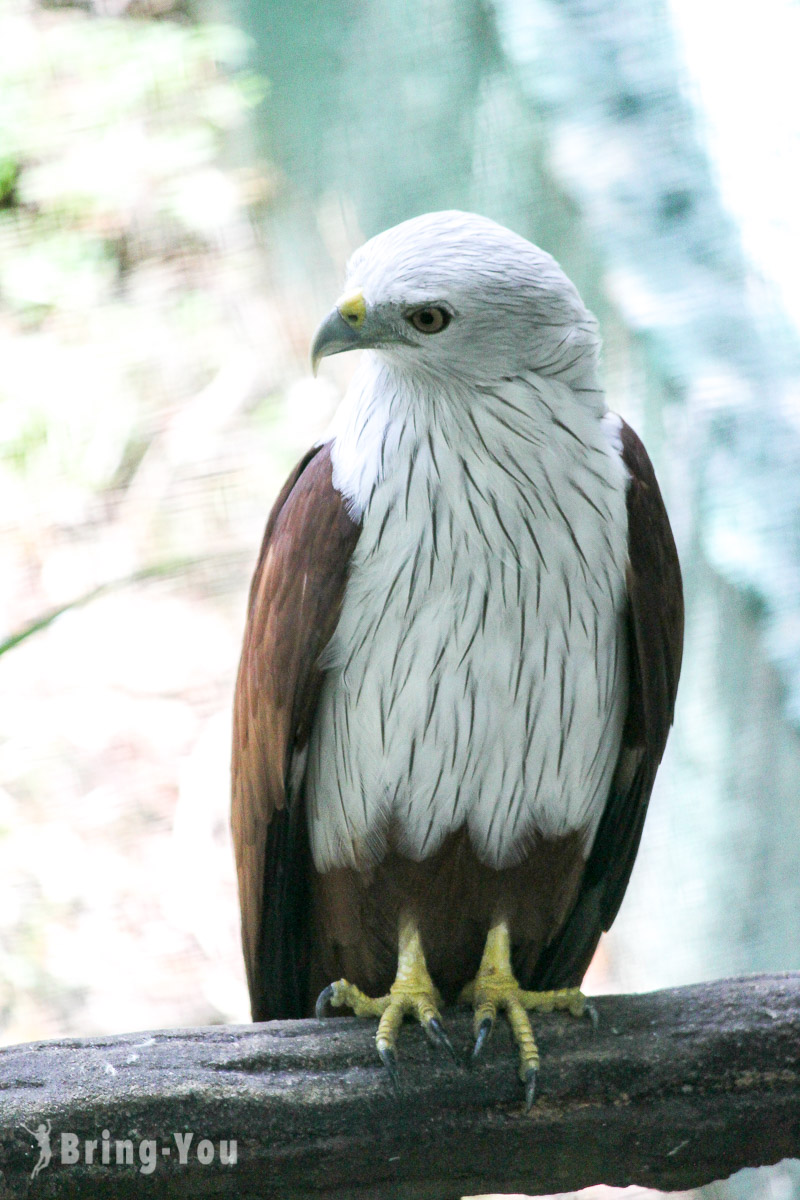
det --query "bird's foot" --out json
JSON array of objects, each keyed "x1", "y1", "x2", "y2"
[
  {"x1": 460, "y1": 921, "x2": 596, "y2": 1109},
  {"x1": 315, "y1": 914, "x2": 455, "y2": 1091}
]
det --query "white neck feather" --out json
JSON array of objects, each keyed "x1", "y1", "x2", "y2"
[{"x1": 327, "y1": 351, "x2": 611, "y2": 521}]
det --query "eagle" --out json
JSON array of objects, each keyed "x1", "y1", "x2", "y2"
[{"x1": 232, "y1": 211, "x2": 683, "y2": 1105}]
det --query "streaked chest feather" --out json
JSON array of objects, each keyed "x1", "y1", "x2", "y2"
[{"x1": 305, "y1": 366, "x2": 630, "y2": 873}]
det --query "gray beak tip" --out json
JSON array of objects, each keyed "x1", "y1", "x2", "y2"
[{"x1": 309, "y1": 306, "x2": 366, "y2": 375}]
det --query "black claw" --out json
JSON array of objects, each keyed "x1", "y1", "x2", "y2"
[
  {"x1": 472, "y1": 1016, "x2": 494, "y2": 1062},
  {"x1": 314, "y1": 984, "x2": 335, "y2": 1020},
  {"x1": 426, "y1": 1016, "x2": 457, "y2": 1062},
  {"x1": 585, "y1": 1000, "x2": 600, "y2": 1031},
  {"x1": 524, "y1": 1066, "x2": 538, "y2": 1111},
  {"x1": 377, "y1": 1044, "x2": 401, "y2": 1094}
]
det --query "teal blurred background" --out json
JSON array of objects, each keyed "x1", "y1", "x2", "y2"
[{"x1": 2, "y1": 0, "x2": 800, "y2": 1194}]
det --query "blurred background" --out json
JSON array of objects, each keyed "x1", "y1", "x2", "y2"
[{"x1": 2, "y1": 0, "x2": 800, "y2": 1194}]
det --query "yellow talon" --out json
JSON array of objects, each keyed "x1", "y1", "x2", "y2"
[
  {"x1": 316, "y1": 913, "x2": 455, "y2": 1087},
  {"x1": 519, "y1": 983, "x2": 588, "y2": 1019},
  {"x1": 461, "y1": 921, "x2": 593, "y2": 1107},
  {"x1": 318, "y1": 979, "x2": 391, "y2": 1019}
]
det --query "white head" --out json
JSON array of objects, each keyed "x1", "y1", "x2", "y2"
[{"x1": 311, "y1": 211, "x2": 600, "y2": 391}]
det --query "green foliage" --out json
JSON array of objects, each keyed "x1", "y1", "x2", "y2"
[{"x1": 0, "y1": 2, "x2": 268, "y2": 501}]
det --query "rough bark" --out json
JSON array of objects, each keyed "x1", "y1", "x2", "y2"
[{"x1": 1, "y1": 974, "x2": 798, "y2": 1199}]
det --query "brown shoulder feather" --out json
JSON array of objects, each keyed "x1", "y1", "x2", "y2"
[
  {"x1": 531, "y1": 418, "x2": 684, "y2": 988},
  {"x1": 231, "y1": 442, "x2": 361, "y2": 1018}
]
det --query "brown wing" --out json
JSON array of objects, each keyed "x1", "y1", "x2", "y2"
[
  {"x1": 531, "y1": 418, "x2": 684, "y2": 988},
  {"x1": 232, "y1": 442, "x2": 361, "y2": 1019}
]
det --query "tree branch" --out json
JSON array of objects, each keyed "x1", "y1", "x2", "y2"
[{"x1": 1, "y1": 973, "x2": 798, "y2": 1198}]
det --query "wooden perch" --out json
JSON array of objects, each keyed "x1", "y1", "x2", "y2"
[{"x1": 0, "y1": 973, "x2": 798, "y2": 1199}]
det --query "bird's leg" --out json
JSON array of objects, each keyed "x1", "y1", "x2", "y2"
[
  {"x1": 460, "y1": 920, "x2": 597, "y2": 1109},
  {"x1": 315, "y1": 912, "x2": 455, "y2": 1089}
]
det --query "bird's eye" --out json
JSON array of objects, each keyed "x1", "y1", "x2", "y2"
[{"x1": 408, "y1": 306, "x2": 451, "y2": 334}]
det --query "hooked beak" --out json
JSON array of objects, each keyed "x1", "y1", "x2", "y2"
[{"x1": 310, "y1": 290, "x2": 368, "y2": 375}]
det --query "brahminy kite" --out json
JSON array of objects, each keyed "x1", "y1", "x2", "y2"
[{"x1": 232, "y1": 211, "x2": 683, "y2": 1106}]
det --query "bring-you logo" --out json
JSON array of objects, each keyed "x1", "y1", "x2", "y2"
[{"x1": 20, "y1": 1122, "x2": 237, "y2": 1178}]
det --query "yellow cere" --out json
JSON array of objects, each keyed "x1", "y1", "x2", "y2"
[{"x1": 337, "y1": 290, "x2": 367, "y2": 328}]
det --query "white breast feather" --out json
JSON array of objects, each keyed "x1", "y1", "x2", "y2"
[{"x1": 305, "y1": 357, "x2": 630, "y2": 873}]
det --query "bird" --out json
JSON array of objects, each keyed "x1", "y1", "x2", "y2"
[{"x1": 231, "y1": 210, "x2": 683, "y2": 1106}]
